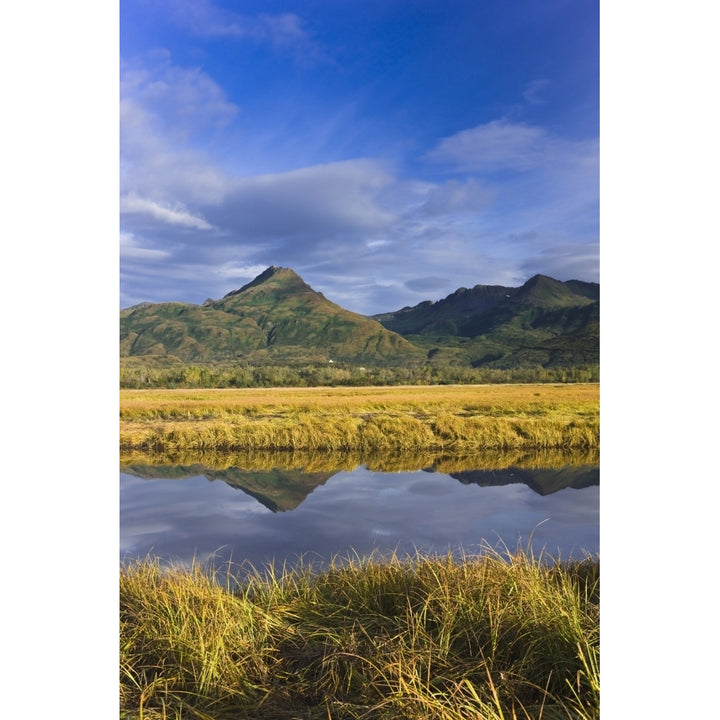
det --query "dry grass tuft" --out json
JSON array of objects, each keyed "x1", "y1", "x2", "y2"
[{"x1": 121, "y1": 547, "x2": 599, "y2": 719}]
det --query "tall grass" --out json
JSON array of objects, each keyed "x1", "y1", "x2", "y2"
[
  {"x1": 120, "y1": 384, "x2": 599, "y2": 453},
  {"x1": 121, "y1": 547, "x2": 599, "y2": 719}
]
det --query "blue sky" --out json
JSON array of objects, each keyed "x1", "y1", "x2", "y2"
[{"x1": 120, "y1": 0, "x2": 599, "y2": 314}]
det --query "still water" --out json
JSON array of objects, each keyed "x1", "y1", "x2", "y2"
[{"x1": 120, "y1": 453, "x2": 598, "y2": 572}]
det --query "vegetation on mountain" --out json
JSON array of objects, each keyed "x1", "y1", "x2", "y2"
[
  {"x1": 373, "y1": 274, "x2": 599, "y2": 369},
  {"x1": 121, "y1": 266, "x2": 424, "y2": 366},
  {"x1": 120, "y1": 266, "x2": 599, "y2": 384}
]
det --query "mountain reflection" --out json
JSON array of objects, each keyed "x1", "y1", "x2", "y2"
[{"x1": 121, "y1": 448, "x2": 599, "y2": 513}]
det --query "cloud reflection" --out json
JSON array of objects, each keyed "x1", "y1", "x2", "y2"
[{"x1": 120, "y1": 466, "x2": 598, "y2": 571}]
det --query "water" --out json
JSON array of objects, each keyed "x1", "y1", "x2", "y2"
[{"x1": 120, "y1": 454, "x2": 598, "y2": 573}]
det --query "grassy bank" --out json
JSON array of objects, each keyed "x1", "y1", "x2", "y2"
[
  {"x1": 121, "y1": 548, "x2": 599, "y2": 720},
  {"x1": 120, "y1": 383, "x2": 599, "y2": 453}
]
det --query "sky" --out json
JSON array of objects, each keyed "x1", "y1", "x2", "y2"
[{"x1": 120, "y1": 0, "x2": 599, "y2": 314}]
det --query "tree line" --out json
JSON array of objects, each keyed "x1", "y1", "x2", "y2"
[{"x1": 120, "y1": 362, "x2": 599, "y2": 389}]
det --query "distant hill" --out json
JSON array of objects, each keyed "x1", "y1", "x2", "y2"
[
  {"x1": 121, "y1": 266, "x2": 425, "y2": 366},
  {"x1": 372, "y1": 274, "x2": 599, "y2": 368},
  {"x1": 121, "y1": 266, "x2": 598, "y2": 369}
]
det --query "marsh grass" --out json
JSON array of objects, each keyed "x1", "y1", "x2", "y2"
[
  {"x1": 121, "y1": 547, "x2": 599, "y2": 719},
  {"x1": 120, "y1": 384, "x2": 599, "y2": 453}
]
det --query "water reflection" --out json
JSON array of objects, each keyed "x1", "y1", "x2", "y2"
[{"x1": 120, "y1": 449, "x2": 598, "y2": 572}]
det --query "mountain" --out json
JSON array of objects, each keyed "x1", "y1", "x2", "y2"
[
  {"x1": 120, "y1": 266, "x2": 425, "y2": 366},
  {"x1": 120, "y1": 266, "x2": 599, "y2": 369},
  {"x1": 372, "y1": 274, "x2": 599, "y2": 368}
]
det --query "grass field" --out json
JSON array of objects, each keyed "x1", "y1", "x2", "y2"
[
  {"x1": 121, "y1": 547, "x2": 599, "y2": 720},
  {"x1": 120, "y1": 383, "x2": 599, "y2": 453}
]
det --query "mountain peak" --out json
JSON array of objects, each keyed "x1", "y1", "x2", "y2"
[
  {"x1": 223, "y1": 266, "x2": 303, "y2": 298},
  {"x1": 120, "y1": 266, "x2": 598, "y2": 369},
  {"x1": 514, "y1": 274, "x2": 588, "y2": 307}
]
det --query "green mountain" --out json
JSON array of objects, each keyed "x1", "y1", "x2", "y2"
[
  {"x1": 120, "y1": 267, "x2": 599, "y2": 369},
  {"x1": 372, "y1": 274, "x2": 599, "y2": 368},
  {"x1": 120, "y1": 266, "x2": 425, "y2": 366}
]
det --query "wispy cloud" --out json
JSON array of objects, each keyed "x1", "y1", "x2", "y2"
[
  {"x1": 120, "y1": 52, "x2": 239, "y2": 141},
  {"x1": 215, "y1": 262, "x2": 271, "y2": 283},
  {"x1": 161, "y1": 0, "x2": 328, "y2": 64},
  {"x1": 121, "y1": 193, "x2": 213, "y2": 229},
  {"x1": 120, "y1": 55, "x2": 235, "y2": 205},
  {"x1": 423, "y1": 119, "x2": 598, "y2": 251},
  {"x1": 425, "y1": 119, "x2": 596, "y2": 175},
  {"x1": 120, "y1": 233, "x2": 172, "y2": 261},
  {"x1": 523, "y1": 78, "x2": 550, "y2": 104},
  {"x1": 419, "y1": 178, "x2": 496, "y2": 216}
]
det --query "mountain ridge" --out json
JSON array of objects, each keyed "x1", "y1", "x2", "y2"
[
  {"x1": 120, "y1": 266, "x2": 598, "y2": 369},
  {"x1": 121, "y1": 265, "x2": 425, "y2": 366}
]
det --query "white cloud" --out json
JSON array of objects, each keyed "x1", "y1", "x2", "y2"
[
  {"x1": 121, "y1": 193, "x2": 214, "y2": 229},
  {"x1": 120, "y1": 232, "x2": 171, "y2": 261},
  {"x1": 215, "y1": 262, "x2": 270, "y2": 282},
  {"x1": 419, "y1": 178, "x2": 496, "y2": 216},
  {"x1": 120, "y1": 56, "x2": 236, "y2": 206},
  {"x1": 523, "y1": 79, "x2": 551, "y2": 105},
  {"x1": 120, "y1": 53, "x2": 239, "y2": 141},
  {"x1": 425, "y1": 119, "x2": 596, "y2": 176},
  {"x1": 161, "y1": 0, "x2": 327, "y2": 64},
  {"x1": 426, "y1": 120, "x2": 549, "y2": 172}
]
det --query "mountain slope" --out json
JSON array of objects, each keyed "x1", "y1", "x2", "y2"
[
  {"x1": 372, "y1": 283, "x2": 514, "y2": 336},
  {"x1": 120, "y1": 266, "x2": 599, "y2": 370},
  {"x1": 120, "y1": 266, "x2": 425, "y2": 365},
  {"x1": 373, "y1": 274, "x2": 599, "y2": 368}
]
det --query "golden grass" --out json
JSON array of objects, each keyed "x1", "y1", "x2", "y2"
[
  {"x1": 121, "y1": 548, "x2": 599, "y2": 719},
  {"x1": 120, "y1": 383, "x2": 599, "y2": 453}
]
